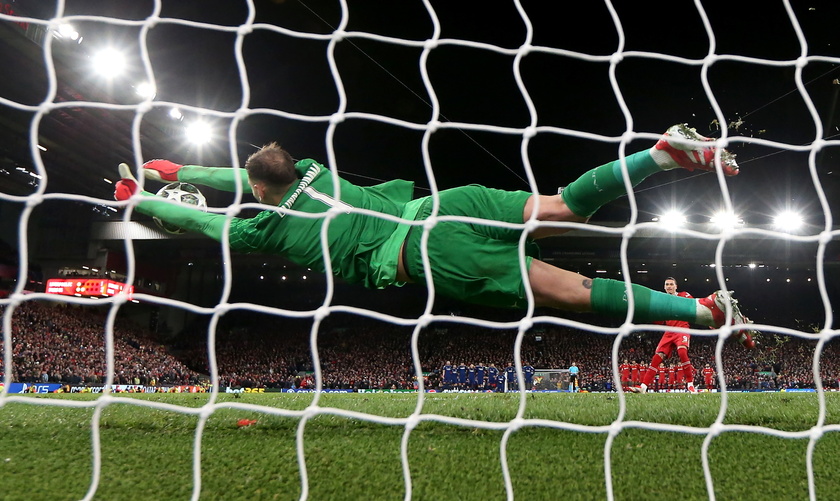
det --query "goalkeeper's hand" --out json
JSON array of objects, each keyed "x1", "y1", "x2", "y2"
[
  {"x1": 114, "y1": 163, "x2": 139, "y2": 201},
  {"x1": 142, "y1": 159, "x2": 182, "y2": 182}
]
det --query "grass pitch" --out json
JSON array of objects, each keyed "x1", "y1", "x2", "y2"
[{"x1": 2, "y1": 391, "x2": 840, "y2": 500}]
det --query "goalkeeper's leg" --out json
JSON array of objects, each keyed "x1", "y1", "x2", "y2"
[
  {"x1": 528, "y1": 261, "x2": 720, "y2": 327},
  {"x1": 525, "y1": 124, "x2": 738, "y2": 239}
]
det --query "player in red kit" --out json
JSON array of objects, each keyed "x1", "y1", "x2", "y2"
[
  {"x1": 630, "y1": 361, "x2": 641, "y2": 385},
  {"x1": 658, "y1": 363, "x2": 668, "y2": 392},
  {"x1": 667, "y1": 363, "x2": 677, "y2": 391},
  {"x1": 702, "y1": 363, "x2": 716, "y2": 390},
  {"x1": 619, "y1": 359, "x2": 631, "y2": 389},
  {"x1": 631, "y1": 278, "x2": 702, "y2": 394}
]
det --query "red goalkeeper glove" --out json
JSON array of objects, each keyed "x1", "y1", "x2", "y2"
[
  {"x1": 114, "y1": 178, "x2": 138, "y2": 201},
  {"x1": 142, "y1": 159, "x2": 182, "y2": 182},
  {"x1": 114, "y1": 163, "x2": 140, "y2": 201}
]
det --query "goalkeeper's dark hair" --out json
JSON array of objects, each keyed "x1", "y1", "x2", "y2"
[{"x1": 245, "y1": 142, "x2": 297, "y2": 187}]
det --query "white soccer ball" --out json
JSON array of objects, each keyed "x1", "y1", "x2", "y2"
[{"x1": 153, "y1": 182, "x2": 207, "y2": 235}]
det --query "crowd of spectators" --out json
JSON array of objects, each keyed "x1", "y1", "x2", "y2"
[
  {"x1": 3, "y1": 300, "x2": 840, "y2": 392},
  {"x1": 1, "y1": 301, "x2": 200, "y2": 386}
]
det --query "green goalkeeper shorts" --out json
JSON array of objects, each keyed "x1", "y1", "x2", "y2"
[{"x1": 403, "y1": 185, "x2": 539, "y2": 308}]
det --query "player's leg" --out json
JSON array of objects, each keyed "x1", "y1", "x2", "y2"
[
  {"x1": 642, "y1": 352, "x2": 668, "y2": 392},
  {"x1": 527, "y1": 260, "x2": 721, "y2": 326},
  {"x1": 630, "y1": 338, "x2": 672, "y2": 393},
  {"x1": 524, "y1": 124, "x2": 739, "y2": 240},
  {"x1": 408, "y1": 185, "x2": 753, "y2": 331},
  {"x1": 676, "y1": 344, "x2": 697, "y2": 393}
]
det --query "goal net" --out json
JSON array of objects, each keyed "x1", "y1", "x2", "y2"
[{"x1": 1, "y1": 0, "x2": 839, "y2": 500}]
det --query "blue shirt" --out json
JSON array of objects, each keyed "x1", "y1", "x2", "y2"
[
  {"x1": 442, "y1": 364, "x2": 454, "y2": 382},
  {"x1": 523, "y1": 365, "x2": 535, "y2": 380}
]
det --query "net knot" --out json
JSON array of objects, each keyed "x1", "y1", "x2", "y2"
[
  {"x1": 523, "y1": 126, "x2": 537, "y2": 139},
  {"x1": 405, "y1": 414, "x2": 421, "y2": 431},
  {"x1": 315, "y1": 306, "x2": 330, "y2": 322},
  {"x1": 303, "y1": 405, "x2": 320, "y2": 419},
  {"x1": 523, "y1": 219, "x2": 540, "y2": 234},
  {"x1": 417, "y1": 313, "x2": 434, "y2": 329},
  {"x1": 507, "y1": 417, "x2": 525, "y2": 432},
  {"x1": 618, "y1": 323, "x2": 635, "y2": 337},
  {"x1": 25, "y1": 193, "x2": 44, "y2": 208},
  {"x1": 136, "y1": 101, "x2": 153, "y2": 114},
  {"x1": 199, "y1": 405, "x2": 214, "y2": 420}
]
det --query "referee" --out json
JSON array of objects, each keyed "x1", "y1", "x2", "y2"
[{"x1": 568, "y1": 362, "x2": 580, "y2": 392}]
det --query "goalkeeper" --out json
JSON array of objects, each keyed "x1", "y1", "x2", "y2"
[{"x1": 114, "y1": 124, "x2": 755, "y2": 342}]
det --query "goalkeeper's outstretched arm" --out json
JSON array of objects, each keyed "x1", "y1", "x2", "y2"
[
  {"x1": 115, "y1": 163, "x2": 255, "y2": 250},
  {"x1": 136, "y1": 194, "x2": 229, "y2": 240},
  {"x1": 143, "y1": 159, "x2": 251, "y2": 193}
]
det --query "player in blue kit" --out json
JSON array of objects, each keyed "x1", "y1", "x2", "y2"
[
  {"x1": 440, "y1": 361, "x2": 454, "y2": 390},
  {"x1": 457, "y1": 362, "x2": 468, "y2": 390},
  {"x1": 487, "y1": 364, "x2": 499, "y2": 392},
  {"x1": 475, "y1": 363, "x2": 486, "y2": 390}
]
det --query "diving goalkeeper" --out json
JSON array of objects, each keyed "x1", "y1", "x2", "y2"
[{"x1": 114, "y1": 124, "x2": 756, "y2": 343}]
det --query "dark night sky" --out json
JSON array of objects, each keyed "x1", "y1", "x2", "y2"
[
  {"x1": 49, "y1": 0, "x2": 840, "y2": 222},
  {"x1": 1, "y1": 0, "x2": 839, "y2": 324},
  {"x1": 3, "y1": 0, "x2": 838, "y2": 214}
]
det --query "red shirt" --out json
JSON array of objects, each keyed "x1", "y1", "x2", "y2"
[
  {"x1": 703, "y1": 367, "x2": 715, "y2": 385},
  {"x1": 668, "y1": 367, "x2": 677, "y2": 384}
]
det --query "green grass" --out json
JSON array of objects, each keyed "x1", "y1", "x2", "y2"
[{"x1": 2, "y1": 392, "x2": 840, "y2": 500}]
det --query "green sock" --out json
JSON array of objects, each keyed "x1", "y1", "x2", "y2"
[
  {"x1": 561, "y1": 150, "x2": 661, "y2": 217},
  {"x1": 589, "y1": 278, "x2": 696, "y2": 323}
]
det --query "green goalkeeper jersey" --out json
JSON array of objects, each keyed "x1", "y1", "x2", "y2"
[{"x1": 134, "y1": 159, "x2": 421, "y2": 289}]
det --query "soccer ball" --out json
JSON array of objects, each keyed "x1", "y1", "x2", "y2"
[{"x1": 153, "y1": 182, "x2": 207, "y2": 235}]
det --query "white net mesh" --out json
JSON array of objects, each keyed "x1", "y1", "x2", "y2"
[{"x1": 1, "y1": 1, "x2": 840, "y2": 499}]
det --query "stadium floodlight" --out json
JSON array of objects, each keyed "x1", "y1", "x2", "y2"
[
  {"x1": 91, "y1": 48, "x2": 126, "y2": 78},
  {"x1": 185, "y1": 121, "x2": 212, "y2": 145},
  {"x1": 655, "y1": 210, "x2": 686, "y2": 231},
  {"x1": 169, "y1": 107, "x2": 184, "y2": 120},
  {"x1": 748, "y1": 263, "x2": 757, "y2": 269},
  {"x1": 55, "y1": 23, "x2": 80, "y2": 41},
  {"x1": 773, "y1": 210, "x2": 804, "y2": 232},
  {"x1": 710, "y1": 211, "x2": 742, "y2": 230},
  {"x1": 135, "y1": 81, "x2": 156, "y2": 99}
]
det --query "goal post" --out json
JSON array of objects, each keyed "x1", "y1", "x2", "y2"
[{"x1": 532, "y1": 369, "x2": 570, "y2": 391}]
